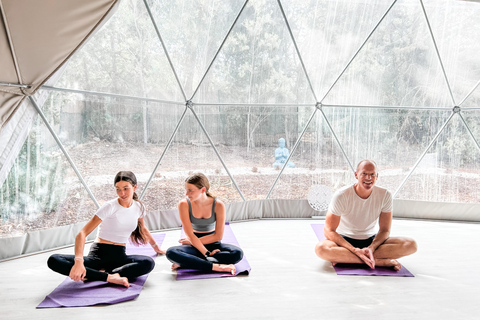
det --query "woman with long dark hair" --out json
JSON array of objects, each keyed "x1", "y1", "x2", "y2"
[
  {"x1": 166, "y1": 172, "x2": 243, "y2": 274},
  {"x1": 47, "y1": 171, "x2": 164, "y2": 287}
]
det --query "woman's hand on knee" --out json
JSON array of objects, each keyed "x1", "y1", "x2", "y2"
[{"x1": 69, "y1": 262, "x2": 87, "y2": 281}]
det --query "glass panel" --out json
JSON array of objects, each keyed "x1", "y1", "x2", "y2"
[
  {"x1": 424, "y1": 0, "x2": 480, "y2": 106},
  {"x1": 195, "y1": 105, "x2": 317, "y2": 200},
  {"x1": 0, "y1": 112, "x2": 96, "y2": 238},
  {"x1": 281, "y1": 0, "x2": 394, "y2": 101},
  {"x1": 39, "y1": 90, "x2": 187, "y2": 212},
  {"x1": 462, "y1": 111, "x2": 480, "y2": 148},
  {"x1": 324, "y1": 107, "x2": 452, "y2": 194},
  {"x1": 196, "y1": 0, "x2": 313, "y2": 104},
  {"x1": 146, "y1": 0, "x2": 246, "y2": 99},
  {"x1": 323, "y1": 0, "x2": 452, "y2": 107},
  {"x1": 143, "y1": 106, "x2": 242, "y2": 211},
  {"x1": 269, "y1": 108, "x2": 353, "y2": 200},
  {"x1": 396, "y1": 113, "x2": 480, "y2": 203},
  {"x1": 55, "y1": 0, "x2": 184, "y2": 101},
  {"x1": 461, "y1": 85, "x2": 480, "y2": 109}
]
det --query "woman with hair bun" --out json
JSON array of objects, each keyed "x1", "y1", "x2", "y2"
[
  {"x1": 47, "y1": 171, "x2": 164, "y2": 288},
  {"x1": 166, "y1": 172, "x2": 243, "y2": 274}
]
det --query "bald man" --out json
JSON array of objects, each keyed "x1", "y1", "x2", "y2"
[{"x1": 315, "y1": 160, "x2": 417, "y2": 270}]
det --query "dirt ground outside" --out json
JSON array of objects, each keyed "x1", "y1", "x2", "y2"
[{"x1": 1, "y1": 141, "x2": 479, "y2": 238}]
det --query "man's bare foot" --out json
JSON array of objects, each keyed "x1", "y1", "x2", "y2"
[
  {"x1": 390, "y1": 259, "x2": 402, "y2": 271},
  {"x1": 107, "y1": 273, "x2": 130, "y2": 287},
  {"x1": 212, "y1": 263, "x2": 236, "y2": 275},
  {"x1": 171, "y1": 263, "x2": 181, "y2": 271},
  {"x1": 376, "y1": 258, "x2": 402, "y2": 271}
]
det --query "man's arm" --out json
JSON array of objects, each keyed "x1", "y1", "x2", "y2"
[
  {"x1": 324, "y1": 212, "x2": 357, "y2": 253},
  {"x1": 368, "y1": 211, "x2": 392, "y2": 252}
]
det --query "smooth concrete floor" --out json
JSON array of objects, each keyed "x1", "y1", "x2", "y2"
[{"x1": 1, "y1": 218, "x2": 480, "y2": 320}]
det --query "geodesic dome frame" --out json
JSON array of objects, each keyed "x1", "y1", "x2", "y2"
[{"x1": 1, "y1": 0, "x2": 479, "y2": 260}]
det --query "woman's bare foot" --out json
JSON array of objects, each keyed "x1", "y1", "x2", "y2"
[
  {"x1": 171, "y1": 263, "x2": 181, "y2": 271},
  {"x1": 107, "y1": 273, "x2": 130, "y2": 287},
  {"x1": 376, "y1": 258, "x2": 402, "y2": 271},
  {"x1": 212, "y1": 263, "x2": 236, "y2": 275}
]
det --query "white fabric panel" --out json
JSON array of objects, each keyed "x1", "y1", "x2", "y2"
[
  {"x1": 0, "y1": 234, "x2": 26, "y2": 261},
  {"x1": 144, "y1": 208, "x2": 181, "y2": 231},
  {"x1": 226, "y1": 201, "x2": 264, "y2": 221},
  {"x1": 393, "y1": 199, "x2": 480, "y2": 222},
  {"x1": 2, "y1": 198, "x2": 479, "y2": 261},
  {"x1": 0, "y1": 221, "x2": 96, "y2": 260},
  {"x1": 143, "y1": 200, "x2": 315, "y2": 231},
  {"x1": 0, "y1": 93, "x2": 23, "y2": 128},
  {"x1": 261, "y1": 200, "x2": 318, "y2": 219}
]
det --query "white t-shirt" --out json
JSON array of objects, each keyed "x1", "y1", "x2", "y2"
[
  {"x1": 328, "y1": 185, "x2": 393, "y2": 240},
  {"x1": 95, "y1": 198, "x2": 145, "y2": 244}
]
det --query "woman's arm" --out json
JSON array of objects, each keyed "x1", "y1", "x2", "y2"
[
  {"x1": 69, "y1": 215, "x2": 102, "y2": 281},
  {"x1": 197, "y1": 200, "x2": 225, "y2": 245},
  {"x1": 138, "y1": 217, "x2": 166, "y2": 254},
  {"x1": 178, "y1": 200, "x2": 209, "y2": 256}
]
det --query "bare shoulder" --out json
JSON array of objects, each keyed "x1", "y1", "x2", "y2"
[
  {"x1": 178, "y1": 199, "x2": 189, "y2": 210},
  {"x1": 214, "y1": 198, "x2": 225, "y2": 208}
]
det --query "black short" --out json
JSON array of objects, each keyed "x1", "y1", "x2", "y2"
[{"x1": 341, "y1": 235, "x2": 376, "y2": 248}]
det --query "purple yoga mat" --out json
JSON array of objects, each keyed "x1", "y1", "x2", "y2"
[
  {"x1": 311, "y1": 224, "x2": 414, "y2": 277},
  {"x1": 37, "y1": 233, "x2": 165, "y2": 308},
  {"x1": 175, "y1": 223, "x2": 251, "y2": 280}
]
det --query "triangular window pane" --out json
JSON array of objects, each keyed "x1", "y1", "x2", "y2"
[
  {"x1": 281, "y1": 0, "x2": 394, "y2": 101},
  {"x1": 146, "y1": 0, "x2": 246, "y2": 99},
  {"x1": 396, "y1": 114, "x2": 480, "y2": 203},
  {"x1": 195, "y1": 0, "x2": 313, "y2": 104},
  {"x1": 424, "y1": 0, "x2": 480, "y2": 105},
  {"x1": 323, "y1": 0, "x2": 452, "y2": 107}
]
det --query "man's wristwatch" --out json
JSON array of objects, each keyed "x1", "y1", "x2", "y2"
[{"x1": 205, "y1": 251, "x2": 211, "y2": 258}]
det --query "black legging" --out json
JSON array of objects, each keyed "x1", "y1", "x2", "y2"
[
  {"x1": 166, "y1": 232, "x2": 243, "y2": 271},
  {"x1": 47, "y1": 242, "x2": 155, "y2": 282}
]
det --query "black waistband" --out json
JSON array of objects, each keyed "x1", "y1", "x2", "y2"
[{"x1": 194, "y1": 231, "x2": 215, "y2": 238}]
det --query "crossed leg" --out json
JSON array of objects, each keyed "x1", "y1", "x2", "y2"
[{"x1": 315, "y1": 237, "x2": 417, "y2": 270}]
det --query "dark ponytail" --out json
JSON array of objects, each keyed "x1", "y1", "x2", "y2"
[{"x1": 114, "y1": 171, "x2": 148, "y2": 246}]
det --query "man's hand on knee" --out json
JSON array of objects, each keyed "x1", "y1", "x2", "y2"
[{"x1": 353, "y1": 247, "x2": 375, "y2": 269}]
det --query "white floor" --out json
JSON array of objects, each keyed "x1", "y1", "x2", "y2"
[{"x1": 1, "y1": 219, "x2": 480, "y2": 320}]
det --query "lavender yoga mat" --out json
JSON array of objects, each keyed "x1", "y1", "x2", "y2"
[
  {"x1": 175, "y1": 223, "x2": 250, "y2": 280},
  {"x1": 37, "y1": 233, "x2": 165, "y2": 308},
  {"x1": 311, "y1": 224, "x2": 414, "y2": 277}
]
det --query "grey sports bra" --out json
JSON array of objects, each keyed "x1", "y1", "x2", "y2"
[{"x1": 187, "y1": 197, "x2": 216, "y2": 232}]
